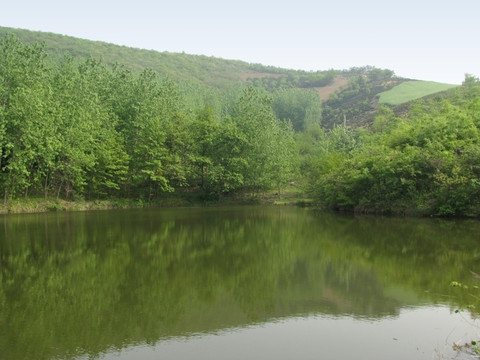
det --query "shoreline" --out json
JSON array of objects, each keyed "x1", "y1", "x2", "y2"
[
  {"x1": 0, "y1": 192, "x2": 311, "y2": 215},
  {"x1": 0, "y1": 199, "x2": 147, "y2": 215}
]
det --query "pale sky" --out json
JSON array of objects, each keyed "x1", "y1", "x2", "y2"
[{"x1": 1, "y1": 0, "x2": 479, "y2": 84}]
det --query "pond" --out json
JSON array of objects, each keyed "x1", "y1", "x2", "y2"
[{"x1": 1, "y1": 206, "x2": 479, "y2": 360}]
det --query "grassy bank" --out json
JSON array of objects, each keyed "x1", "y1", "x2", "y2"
[
  {"x1": 0, "y1": 198, "x2": 146, "y2": 214},
  {"x1": 0, "y1": 188, "x2": 310, "y2": 214}
]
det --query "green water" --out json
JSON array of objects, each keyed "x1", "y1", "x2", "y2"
[{"x1": 1, "y1": 206, "x2": 479, "y2": 360}]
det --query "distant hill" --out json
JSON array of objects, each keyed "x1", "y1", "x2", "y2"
[
  {"x1": 0, "y1": 26, "x2": 460, "y2": 131},
  {"x1": 0, "y1": 26, "x2": 337, "y2": 89}
]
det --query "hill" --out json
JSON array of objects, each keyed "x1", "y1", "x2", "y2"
[
  {"x1": 0, "y1": 26, "x2": 336, "y2": 89},
  {"x1": 0, "y1": 26, "x2": 459, "y2": 131}
]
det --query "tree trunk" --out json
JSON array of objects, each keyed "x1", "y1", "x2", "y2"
[
  {"x1": 44, "y1": 174, "x2": 49, "y2": 200},
  {"x1": 56, "y1": 181, "x2": 63, "y2": 200},
  {"x1": 65, "y1": 183, "x2": 70, "y2": 200}
]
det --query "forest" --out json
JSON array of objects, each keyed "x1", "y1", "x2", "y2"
[
  {"x1": 1, "y1": 33, "x2": 480, "y2": 216},
  {"x1": 0, "y1": 35, "x2": 297, "y2": 202},
  {"x1": 301, "y1": 76, "x2": 480, "y2": 216}
]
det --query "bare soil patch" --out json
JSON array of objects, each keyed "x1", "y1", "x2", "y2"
[{"x1": 315, "y1": 76, "x2": 349, "y2": 100}]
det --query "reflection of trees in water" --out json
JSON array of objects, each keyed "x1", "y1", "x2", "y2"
[{"x1": 0, "y1": 207, "x2": 479, "y2": 359}]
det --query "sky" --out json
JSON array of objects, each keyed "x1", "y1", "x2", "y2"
[{"x1": 1, "y1": 0, "x2": 479, "y2": 84}]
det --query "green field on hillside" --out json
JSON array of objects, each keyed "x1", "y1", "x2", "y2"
[{"x1": 377, "y1": 81, "x2": 459, "y2": 105}]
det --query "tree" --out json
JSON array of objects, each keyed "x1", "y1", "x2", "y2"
[
  {"x1": 189, "y1": 105, "x2": 218, "y2": 191},
  {"x1": 272, "y1": 88, "x2": 322, "y2": 132},
  {"x1": 0, "y1": 34, "x2": 53, "y2": 200},
  {"x1": 233, "y1": 87, "x2": 296, "y2": 195}
]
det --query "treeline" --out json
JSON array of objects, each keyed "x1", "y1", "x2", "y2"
[
  {"x1": 302, "y1": 76, "x2": 480, "y2": 216},
  {"x1": 4, "y1": 33, "x2": 480, "y2": 217},
  {"x1": 246, "y1": 70, "x2": 336, "y2": 91},
  {"x1": 0, "y1": 35, "x2": 296, "y2": 202},
  {"x1": 340, "y1": 66, "x2": 395, "y2": 80}
]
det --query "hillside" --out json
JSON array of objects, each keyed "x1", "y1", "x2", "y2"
[
  {"x1": 0, "y1": 26, "x2": 336, "y2": 89},
  {"x1": 321, "y1": 76, "x2": 459, "y2": 129},
  {"x1": 377, "y1": 81, "x2": 459, "y2": 105},
  {"x1": 0, "y1": 26, "x2": 458, "y2": 131},
  {"x1": 320, "y1": 73, "x2": 405, "y2": 129}
]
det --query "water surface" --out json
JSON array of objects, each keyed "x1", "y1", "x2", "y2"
[{"x1": 1, "y1": 206, "x2": 479, "y2": 359}]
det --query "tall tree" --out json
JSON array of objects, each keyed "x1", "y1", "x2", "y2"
[
  {"x1": 0, "y1": 35, "x2": 53, "y2": 200},
  {"x1": 233, "y1": 87, "x2": 296, "y2": 195}
]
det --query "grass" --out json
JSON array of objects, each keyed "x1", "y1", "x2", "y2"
[
  {"x1": 377, "y1": 80, "x2": 459, "y2": 105},
  {"x1": 0, "y1": 188, "x2": 310, "y2": 214},
  {"x1": 0, "y1": 198, "x2": 147, "y2": 214}
]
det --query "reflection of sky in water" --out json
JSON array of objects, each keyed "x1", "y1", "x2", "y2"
[{"x1": 99, "y1": 306, "x2": 479, "y2": 360}]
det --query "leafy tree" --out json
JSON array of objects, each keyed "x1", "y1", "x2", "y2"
[
  {"x1": 272, "y1": 88, "x2": 322, "y2": 132},
  {"x1": 126, "y1": 71, "x2": 179, "y2": 198},
  {"x1": 269, "y1": 120, "x2": 297, "y2": 193},
  {"x1": 233, "y1": 87, "x2": 296, "y2": 195},
  {"x1": 189, "y1": 106, "x2": 217, "y2": 191},
  {"x1": 0, "y1": 35, "x2": 53, "y2": 200}
]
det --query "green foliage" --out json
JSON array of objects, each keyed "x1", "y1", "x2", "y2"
[
  {"x1": 246, "y1": 70, "x2": 336, "y2": 91},
  {"x1": 450, "y1": 277, "x2": 480, "y2": 357},
  {"x1": 233, "y1": 87, "x2": 296, "y2": 195},
  {"x1": 271, "y1": 88, "x2": 322, "y2": 132},
  {"x1": 341, "y1": 66, "x2": 395, "y2": 80},
  {"x1": 0, "y1": 35, "x2": 53, "y2": 199},
  {"x1": 0, "y1": 27, "x2": 336, "y2": 91},
  {"x1": 0, "y1": 35, "x2": 297, "y2": 202},
  {"x1": 188, "y1": 105, "x2": 246, "y2": 198},
  {"x1": 2, "y1": 31, "x2": 479, "y2": 216},
  {"x1": 378, "y1": 81, "x2": 459, "y2": 105},
  {"x1": 307, "y1": 77, "x2": 480, "y2": 216}
]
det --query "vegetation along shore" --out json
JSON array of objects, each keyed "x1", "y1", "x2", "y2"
[{"x1": 1, "y1": 28, "x2": 479, "y2": 217}]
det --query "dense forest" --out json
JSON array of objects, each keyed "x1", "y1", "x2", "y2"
[
  {"x1": 300, "y1": 77, "x2": 480, "y2": 216},
  {"x1": 1, "y1": 31, "x2": 479, "y2": 216},
  {"x1": 0, "y1": 35, "x2": 298, "y2": 202}
]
